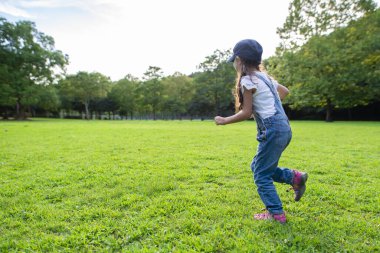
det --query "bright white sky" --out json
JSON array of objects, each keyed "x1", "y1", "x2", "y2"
[{"x1": 1, "y1": 0, "x2": 379, "y2": 81}]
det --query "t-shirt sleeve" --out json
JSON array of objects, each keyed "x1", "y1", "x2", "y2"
[{"x1": 240, "y1": 76, "x2": 258, "y2": 93}]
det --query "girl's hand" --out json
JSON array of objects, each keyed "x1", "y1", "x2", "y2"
[{"x1": 214, "y1": 116, "x2": 227, "y2": 125}]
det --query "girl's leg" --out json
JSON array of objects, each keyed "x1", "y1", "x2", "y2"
[
  {"x1": 251, "y1": 130, "x2": 291, "y2": 215},
  {"x1": 272, "y1": 167, "x2": 308, "y2": 201},
  {"x1": 252, "y1": 154, "x2": 283, "y2": 215},
  {"x1": 272, "y1": 167, "x2": 293, "y2": 184}
]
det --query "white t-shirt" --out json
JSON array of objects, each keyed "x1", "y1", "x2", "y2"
[{"x1": 240, "y1": 74, "x2": 279, "y2": 119}]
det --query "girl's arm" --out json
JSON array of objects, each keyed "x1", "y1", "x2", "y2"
[
  {"x1": 215, "y1": 88, "x2": 254, "y2": 125},
  {"x1": 277, "y1": 84, "x2": 289, "y2": 100}
]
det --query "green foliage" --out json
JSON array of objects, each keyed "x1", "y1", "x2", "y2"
[
  {"x1": 0, "y1": 119, "x2": 379, "y2": 251},
  {"x1": 34, "y1": 85, "x2": 61, "y2": 112},
  {"x1": 268, "y1": 8, "x2": 380, "y2": 121},
  {"x1": 192, "y1": 49, "x2": 235, "y2": 117},
  {"x1": 160, "y1": 73, "x2": 195, "y2": 119},
  {"x1": 108, "y1": 75, "x2": 139, "y2": 118},
  {"x1": 105, "y1": 52, "x2": 235, "y2": 120},
  {"x1": 59, "y1": 72, "x2": 111, "y2": 119},
  {"x1": 277, "y1": 0, "x2": 377, "y2": 51},
  {"x1": 140, "y1": 66, "x2": 164, "y2": 120},
  {"x1": 0, "y1": 17, "x2": 68, "y2": 119}
]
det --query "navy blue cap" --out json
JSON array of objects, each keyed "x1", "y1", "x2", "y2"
[{"x1": 227, "y1": 39, "x2": 263, "y2": 64}]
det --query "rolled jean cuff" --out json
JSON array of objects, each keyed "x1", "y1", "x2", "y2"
[{"x1": 268, "y1": 208, "x2": 284, "y2": 215}]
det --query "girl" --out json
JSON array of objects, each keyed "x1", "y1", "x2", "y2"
[{"x1": 214, "y1": 39, "x2": 308, "y2": 223}]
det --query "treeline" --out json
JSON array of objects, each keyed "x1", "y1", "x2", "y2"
[
  {"x1": 1, "y1": 0, "x2": 379, "y2": 121},
  {"x1": 58, "y1": 56, "x2": 235, "y2": 120},
  {"x1": 0, "y1": 14, "x2": 236, "y2": 120},
  {"x1": 0, "y1": 43, "x2": 236, "y2": 120}
]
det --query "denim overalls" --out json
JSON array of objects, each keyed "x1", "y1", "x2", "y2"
[{"x1": 251, "y1": 72, "x2": 294, "y2": 215}]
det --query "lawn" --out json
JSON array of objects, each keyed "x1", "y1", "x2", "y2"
[{"x1": 0, "y1": 119, "x2": 379, "y2": 252}]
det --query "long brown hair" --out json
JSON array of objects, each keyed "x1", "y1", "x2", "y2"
[{"x1": 234, "y1": 58, "x2": 261, "y2": 112}]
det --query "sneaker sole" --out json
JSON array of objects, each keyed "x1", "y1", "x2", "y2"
[{"x1": 254, "y1": 213, "x2": 287, "y2": 224}]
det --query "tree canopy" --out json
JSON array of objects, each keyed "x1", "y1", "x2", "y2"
[
  {"x1": 267, "y1": 0, "x2": 379, "y2": 121},
  {"x1": 0, "y1": 17, "x2": 68, "y2": 119},
  {"x1": 277, "y1": 0, "x2": 377, "y2": 51}
]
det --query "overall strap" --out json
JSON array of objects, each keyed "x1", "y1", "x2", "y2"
[
  {"x1": 254, "y1": 72, "x2": 287, "y2": 116},
  {"x1": 254, "y1": 73, "x2": 280, "y2": 103}
]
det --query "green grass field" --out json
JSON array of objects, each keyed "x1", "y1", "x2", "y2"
[{"x1": 0, "y1": 119, "x2": 379, "y2": 252}]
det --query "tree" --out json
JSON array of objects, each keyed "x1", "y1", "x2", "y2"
[
  {"x1": 324, "y1": 9, "x2": 380, "y2": 110},
  {"x1": 59, "y1": 72, "x2": 110, "y2": 119},
  {"x1": 277, "y1": 0, "x2": 377, "y2": 51},
  {"x1": 109, "y1": 74, "x2": 139, "y2": 119},
  {"x1": 92, "y1": 97, "x2": 118, "y2": 119},
  {"x1": 194, "y1": 49, "x2": 235, "y2": 117},
  {"x1": 160, "y1": 72, "x2": 194, "y2": 119},
  {"x1": 34, "y1": 85, "x2": 61, "y2": 117},
  {"x1": 0, "y1": 17, "x2": 68, "y2": 119},
  {"x1": 273, "y1": 0, "x2": 378, "y2": 121},
  {"x1": 140, "y1": 66, "x2": 164, "y2": 120},
  {"x1": 267, "y1": 8, "x2": 380, "y2": 121}
]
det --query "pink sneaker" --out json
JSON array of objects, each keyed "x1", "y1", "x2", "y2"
[
  {"x1": 254, "y1": 211, "x2": 287, "y2": 224},
  {"x1": 289, "y1": 170, "x2": 308, "y2": 201}
]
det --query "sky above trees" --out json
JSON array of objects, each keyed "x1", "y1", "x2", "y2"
[{"x1": 0, "y1": 0, "x2": 296, "y2": 80}]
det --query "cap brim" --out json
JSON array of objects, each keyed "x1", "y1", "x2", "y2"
[{"x1": 227, "y1": 54, "x2": 236, "y2": 63}]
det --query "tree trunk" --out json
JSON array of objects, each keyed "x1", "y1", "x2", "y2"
[
  {"x1": 84, "y1": 102, "x2": 90, "y2": 120},
  {"x1": 16, "y1": 99, "x2": 20, "y2": 119},
  {"x1": 325, "y1": 99, "x2": 333, "y2": 122},
  {"x1": 29, "y1": 106, "x2": 35, "y2": 117},
  {"x1": 15, "y1": 99, "x2": 27, "y2": 120}
]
